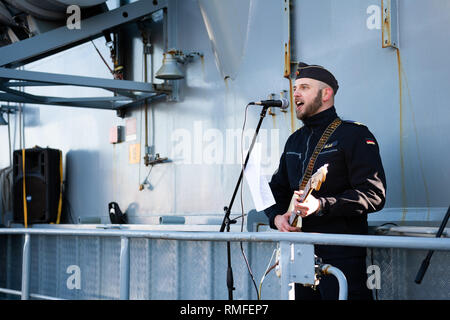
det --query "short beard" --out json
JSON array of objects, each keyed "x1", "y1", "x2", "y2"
[{"x1": 296, "y1": 90, "x2": 323, "y2": 121}]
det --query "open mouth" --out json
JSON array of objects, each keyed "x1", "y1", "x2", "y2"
[{"x1": 296, "y1": 101, "x2": 304, "y2": 110}]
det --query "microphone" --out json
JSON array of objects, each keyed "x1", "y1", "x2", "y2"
[{"x1": 249, "y1": 98, "x2": 289, "y2": 109}]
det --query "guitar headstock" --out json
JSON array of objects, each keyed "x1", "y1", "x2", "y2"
[{"x1": 310, "y1": 164, "x2": 328, "y2": 191}]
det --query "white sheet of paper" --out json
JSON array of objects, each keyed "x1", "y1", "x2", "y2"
[{"x1": 243, "y1": 143, "x2": 276, "y2": 211}]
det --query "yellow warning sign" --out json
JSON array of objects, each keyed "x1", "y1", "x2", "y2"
[{"x1": 129, "y1": 143, "x2": 140, "y2": 164}]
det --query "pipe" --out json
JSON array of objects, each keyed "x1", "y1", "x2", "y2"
[
  {"x1": 159, "y1": 216, "x2": 185, "y2": 224},
  {"x1": 1, "y1": 229, "x2": 450, "y2": 252},
  {"x1": 143, "y1": 31, "x2": 150, "y2": 166},
  {"x1": 321, "y1": 264, "x2": 348, "y2": 300},
  {"x1": 0, "y1": 287, "x2": 64, "y2": 300},
  {"x1": 0, "y1": 288, "x2": 21, "y2": 296}
]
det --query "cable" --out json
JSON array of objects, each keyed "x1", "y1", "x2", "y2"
[
  {"x1": 238, "y1": 104, "x2": 259, "y2": 299},
  {"x1": 21, "y1": 104, "x2": 25, "y2": 149},
  {"x1": 239, "y1": 104, "x2": 250, "y2": 233},
  {"x1": 375, "y1": 222, "x2": 399, "y2": 235},
  {"x1": 56, "y1": 150, "x2": 63, "y2": 224},
  {"x1": 18, "y1": 71, "x2": 25, "y2": 150},
  {"x1": 258, "y1": 248, "x2": 277, "y2": 299},
  {"x1": 7, "y1": 111, "x2": 11, "y2": 167},
  {"x1": 19, "y1": 105, "x2": 22, "y2": 150},
  {"x1": 21, "y1": 149, "x2": 27, "y2": 228},
  {"x1": 62, "y1": 184, "x2": 75, "y2": 224},
  {"x1": 379, "y1": 222, "x2": 399, "y2": 227},
  {"x1": 1, "y1": 105, "x2": 14, "y2": 225},
  {"x1": 139, "y1": 165, "x2": 153, "y2": 191},
  {"x1": 91, "y1": 40, "x2": 114, "y2": 75},
  {"x1": 239, "y1": 104, "x2": 250, "y2": 231}
]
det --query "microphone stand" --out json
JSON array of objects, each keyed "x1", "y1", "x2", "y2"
[
  {"x1": 414, "y1": 205, "x2": 450, "y2": 284},
  {"x1": 220, "y1": 105, "x2": 269, "y2": 300}
]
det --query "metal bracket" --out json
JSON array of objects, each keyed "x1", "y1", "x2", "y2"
[
  {"x1": 279, "y1": 241, "x2": 315, "y2": 299},
  {"x1": 382, "y1": 0, "x2": 399, "y2": 48}
]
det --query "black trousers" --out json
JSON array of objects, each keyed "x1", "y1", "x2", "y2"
[{"x1": 295, "y1": 256, "x2": 373, "y2": 300}]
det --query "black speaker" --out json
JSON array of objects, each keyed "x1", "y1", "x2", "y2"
[{"x1": 13, "y1": 147, "x2": 62, "y2": 225}]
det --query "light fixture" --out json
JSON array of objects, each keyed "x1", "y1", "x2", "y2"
[
  {"x1": 155, "y1": 49, "x2": 203, "y2": 80},
  {"x1": 155, "y1": 51, "x2": 184, "y2": 80}
]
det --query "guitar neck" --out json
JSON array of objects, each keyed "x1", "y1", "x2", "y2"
[
  {"x1": 288, "y1": 180, "x2": 313, "y2": 226},
  {"x1": 299, "y1": 180, "x2": 312, "y2": 202},
  {"x1": 289, "y1": 164, "x2": 328, "y2": 228}
]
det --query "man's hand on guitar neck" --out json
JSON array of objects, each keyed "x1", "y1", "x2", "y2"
[
  {"x1": 274, "y1": 211, "x2": 301, "y2": 232},
  {"x1": 274, "y1": 190, "x2": 322, "y2": 232},
  {"x1": 293, "y1": 190, "x2": 321, "y2": 218}
]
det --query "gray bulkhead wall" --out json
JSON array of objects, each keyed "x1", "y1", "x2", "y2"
[
  {"x1": 291, "y1": 0, "x2": 450, "y2": 224},
  {"x1": 0, "y1": 0, "x2": 449, "y2": 226}
]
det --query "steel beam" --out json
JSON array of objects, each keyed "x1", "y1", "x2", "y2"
[
  {"x1": 0, "y1": 93, "x2": 122, "y2": 110},
  {"x1": 0, "y1": 0, "x2": 168, "y2": 68},
  {"x1": 0, "y1": 67, "x2": 165, "y2": 110},
  {"x1": 3, "y1": 81, "x2": 67, "y2": 87},
  {"x1": 0, "y1": 85, "x2": 47, "y2": 103},
  {"x1": 0, "y1": 67, "x2": 156, "y2": 93},
  {"x1": 0, "y1": 92, "x2": 163, "y2": 110}
]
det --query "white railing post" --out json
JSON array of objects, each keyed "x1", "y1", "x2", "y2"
[
  {"x1": 119, "y1": 236, "x2": 130, "y2": 300},
  {"x1": 21, "y1": 234, "x2": 31, "y2": 300}
]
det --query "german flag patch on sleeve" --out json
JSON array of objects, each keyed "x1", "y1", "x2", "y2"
[{"x1": 366, "y1": 138, "x2": 376, "y2": 145}]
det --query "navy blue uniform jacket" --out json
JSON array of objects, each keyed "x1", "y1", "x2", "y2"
[{"x1": 264, "y1": 106, "x2": 386, "y2": 259}]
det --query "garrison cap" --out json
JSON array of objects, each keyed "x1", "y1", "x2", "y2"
[{"x1": 295, "y1": 62, "x2": 339, "y2": 94}]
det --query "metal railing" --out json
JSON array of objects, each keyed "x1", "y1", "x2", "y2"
[{"x1": 0, "y1": 227, "x2": 450, "y2": 300}]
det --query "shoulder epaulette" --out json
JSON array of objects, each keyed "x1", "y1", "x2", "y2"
[{"x1": 343, "y1": 120, "x2": 367, "y2": 127}]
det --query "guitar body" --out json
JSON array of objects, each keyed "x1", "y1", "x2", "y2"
[{"x1": 288, "y1": 164, "x2": 329, "y2": 230}]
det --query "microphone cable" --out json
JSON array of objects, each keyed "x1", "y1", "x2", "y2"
[{"x1": 239, "y1": 103, "x2": 260, "y2": 299}]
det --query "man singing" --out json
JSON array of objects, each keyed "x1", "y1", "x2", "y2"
[{"x1": 264, "y1": 62, "x2": 386, "y2": 300}]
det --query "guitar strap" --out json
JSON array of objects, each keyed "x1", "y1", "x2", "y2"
[
  {"x1": 291, "y1": 117, "x2": 342, "y2": 227},
  {"x1": 299, "y1": 117, "x2": 342, "y2": 190}
]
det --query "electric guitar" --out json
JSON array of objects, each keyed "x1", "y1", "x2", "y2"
[{"x1": 288, "y1": 164, "x2": 329, "y2": 228}]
